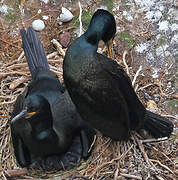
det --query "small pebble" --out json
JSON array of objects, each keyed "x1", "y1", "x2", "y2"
[
  {"x1": 59, "y1": 7, "x2": 73, "y2": 23},
  {"x1": 32, "y1": 19, "x2": 45, "y2": 31},
  {"x1": 174, "y1": 0, "x2": 178, "y2": 7},
  {"x1": 59, "y1": 32, "x2": 71, "y2": 47}
]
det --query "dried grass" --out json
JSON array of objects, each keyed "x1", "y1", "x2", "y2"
[{"x1": 0, "y1": 15, "x2": 177, "y2": 180}]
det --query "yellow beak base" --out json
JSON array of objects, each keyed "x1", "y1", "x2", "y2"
[
  {"x1": 25, "y1": 112, "x2": 37, "y2": 119},
  {"x1": 106, "y1": 39, "x2": 113, "y2": 59}
]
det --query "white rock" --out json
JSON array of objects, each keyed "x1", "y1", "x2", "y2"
[
  {"x1": 59, "y1": 7, "x2": 73, "y2": 22},
  {"x1": 32, "y1": 19, "x2": 45, "y2": 31}
]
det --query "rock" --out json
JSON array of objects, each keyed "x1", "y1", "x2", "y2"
[
  {"x1": 174, "y1": 0, "x2": 178, "y2": 7},
  {"x1": 59, "y1": 32, "x2": 71, "y2": 48},
  {"x1": 32, "y1": 19, "x2": 45, "y2": 31},
  {"x1": 59, "y1": 7, "x2": 73, "y2": 23}
]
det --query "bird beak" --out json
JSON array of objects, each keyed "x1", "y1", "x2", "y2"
[
  {"x1": 11, "y1": 109, "x2": 37, "y2": 124},
  {"x1": 11, "y1": 109, "x2": 28, "y2": 124},
  {"x1": 25, "y1": 112, "x2": 37, "y2": 119},
  {"x1": 106, "y1": 39, "x2": 113, "y2": 58}
]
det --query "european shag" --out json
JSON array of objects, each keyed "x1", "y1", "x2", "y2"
[
  {"x1": 10, "y1": 27, "x2": 95, "y2": 170},
  {"x1": 63, "y1": 9, "x2": 173, "y2": 141}
]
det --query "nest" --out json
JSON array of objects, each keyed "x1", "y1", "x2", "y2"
[{"x1": 0, "y1": 7, "x2": 178, "y2": 180}]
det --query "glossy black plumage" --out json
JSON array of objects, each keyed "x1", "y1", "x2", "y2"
[
  {"x1": 63, "y1": 9, "x2": 173, "y2": 141},
  {"x1": 10, "y1": 27, "x2": 95, "y2": 170}
]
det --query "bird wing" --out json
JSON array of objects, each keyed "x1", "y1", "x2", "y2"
[
  {"x1": 77, "y1": 53, "x2": 130, "y2": 119},
  {"x1": 10, "y1": 90, "x2": 32, "y2": 167},
  {"x1": 78, "y1": 53, "x2": 145, "y2": 129}
]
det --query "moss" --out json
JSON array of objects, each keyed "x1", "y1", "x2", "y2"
[
  {"x1": 156, "y1": 37, "x2": 166, "y2": 47},
  {"x1": 5, "y1": 10, "x2": 16, "y2": 23},
  {"x1": 73, "y1": 10, "x2": 93, "y2": 30},
  {"x1": 103, "y1": 0, "x2": 113, "y2": 11},
  {"x1": 167, "y1": 99, "x2": 178, "y2": 111},
  {"x1": 118, "y1": 31, "x2": 134, "y2": 47}
]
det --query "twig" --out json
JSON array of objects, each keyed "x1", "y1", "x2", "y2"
[
  {"x1": 122, "y1": 50, "x2": 129, "y2": 75},
  {"x1": 138, "y1": 83, "x2": 154, "y2": 91},
  {"x1": 1, "y1": 99, "x2": 16, "y2": 105},
  {"x1": 17, "y1": 51, "x2": 24, "y2": 61},
  {"x1": 120, "y1": 173, "x2": 142, "y2": 180},
  {"x1": 47, "y1": 51, "x2": 58, "y2": 59},
  {"x1": 51, "y1": 39, "x2": 65, "y2": 57},
  {"x1": 140, "y1": 137, "x2": 168, "y2": 144},
  {"x1": 50, "y1": 69, "x2": 63, "y2": 77},
  {"x1": 132, "y1": 65, "x2": 142, "y2": 87},
  {"x1": 171, "y1": 93, "x2": 178, "y2": 99},
  {"x1": 90, "y1": 144, "x2": 133, "y2": 177},
  {"x1": 155, "y1": 175, "x2": 164, "y2": 180},
  {"x1": 161, "y1": 114, "x2": 178, "y2": 120},
  {"x1": 4, "y1": 168, "x2": 28, "y2": 177},
  {"x1": 150, "y1": 159, "x2": 174, "y2": 174},
  {"x1": 152, "y1": 147, "x2": 173, "y2": 163},
  {"x1": 6, "y1": 63, "x2": 27, "y2": 70},
  {"x1": 9, "y1": 76, "x2": 28, "y2": 90},
  {"x1": 78, "y1": 1, "x2": 83, "y2": 36},
  {"x1": 0, "y1": 38, "x2": 21, "y2": 49},
  {"x1": 134, "y1": 135, "x2": 150, "y2": 165},
  {"x1": 0, "y1": 72, "x2": 29, "y2": 79},
  {"x1": 69, "y1": 175, "x2": 91, "y2": 180}
]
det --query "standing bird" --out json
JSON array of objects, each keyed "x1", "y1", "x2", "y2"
[
  {"x1": 63, "y1": 9, "x2": 173, "y2": 141},
  {"x1": 10, "y1": 27, "x2": 95, "y2": 170}
]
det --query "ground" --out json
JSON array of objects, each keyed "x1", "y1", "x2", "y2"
[{"x1": 0, "y1": 0, "x2": 177, "y2": 179}]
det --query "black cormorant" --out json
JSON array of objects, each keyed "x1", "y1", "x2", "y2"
[
  {"x1": 63, "y1": 9, "x2": 173, "y2": 141},
  {"x1": 10, "y1": 27, "x2": 95, "y2": 170}
]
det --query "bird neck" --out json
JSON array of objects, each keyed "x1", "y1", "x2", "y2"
[{"x1": 84, "y1": 27, "x2": 102, "y2": 46}]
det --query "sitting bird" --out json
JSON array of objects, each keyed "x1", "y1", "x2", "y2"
[
  {"x1": 63, "y1": 9, "x2": 173, "y2": 141},
  {"x1": 10, "y1": 27, "x2": 95, "y2": 170}
]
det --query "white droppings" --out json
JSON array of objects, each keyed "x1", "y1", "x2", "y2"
[
  {"x1": 145, "y1": 11, "x2": 154, "y2": 20},
  {"x1": 171, "y1": 34, "x2": 178, "y2": 43},
  {"x1": 38, "y1": 9, "x2": 42, "y2": 14},
  {"x1": 32, "y1": 19, "x2": 45, "y2": 31},
  {"x1": 152, "y1": 68, "x2": 159, "y2": 78},
  {"x1": 156, "y1": 46, "x2": 163, "y2": 57},
  {"x1": 158, "y1": 5, "x2": 165, "y2": 11},
  {"x1": 170, "y1": 23, "x2": 178, "y2": 31},
  {"x1": 40, "y1": 0, "x2": 49, "y2": 4},
  {"x1": 0, "y1": 5, "x2": 10, "y2": 14},
  {"x1": 59, "y1": 7, "x2": 74, "y2": 23},
  {"x1": 135, "y1": 43, "x2": 148, "y2": 53},
  {"x1": 145, "y1": 10, "x2": 162, "y2": 22},
  {"x1": 134, "y1": 0, "x2": 156, "y2": 11},
  {"x1": 158, "y1": 21, "x2": 169, "y2": 31},
  {"x1": 42, "y1": 15, "x2": 49, "y2": 20},
  {"x1": 123, "y1": 10, "x2": 133, "y2": 21},
  {"x1": 146, "y1": 52, "x2": 154, "y2": 62}
]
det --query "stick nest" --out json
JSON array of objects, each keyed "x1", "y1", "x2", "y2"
[{"x1": 0, "y1": 16, "x2": 178, "y2": 180}]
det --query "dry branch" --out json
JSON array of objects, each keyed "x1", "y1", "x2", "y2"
[
  {"x1": 51, "y1": 39, "x2": 65, "y2": 57},
  {"x1": 4, "y1": 168, "x2": 28, "y2": 177}
]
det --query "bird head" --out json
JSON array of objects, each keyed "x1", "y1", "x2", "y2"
[
  {"x1": 85, "y1": 9, "x2": 116, "y2": 58},
  {"x1": 11, "y1": 95, "x2": 50, "y2": 124},
  {"x1": 85, "y1": 9, "x2": 116, "y2": 44}
]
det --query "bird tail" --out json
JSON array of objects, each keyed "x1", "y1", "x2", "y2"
[
  {"x1": 143, "y1": 110, "x2": 173, "y2": 138},
  {"x1": 20, "y1": 27, "x2": 49, "y2": 78}
]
